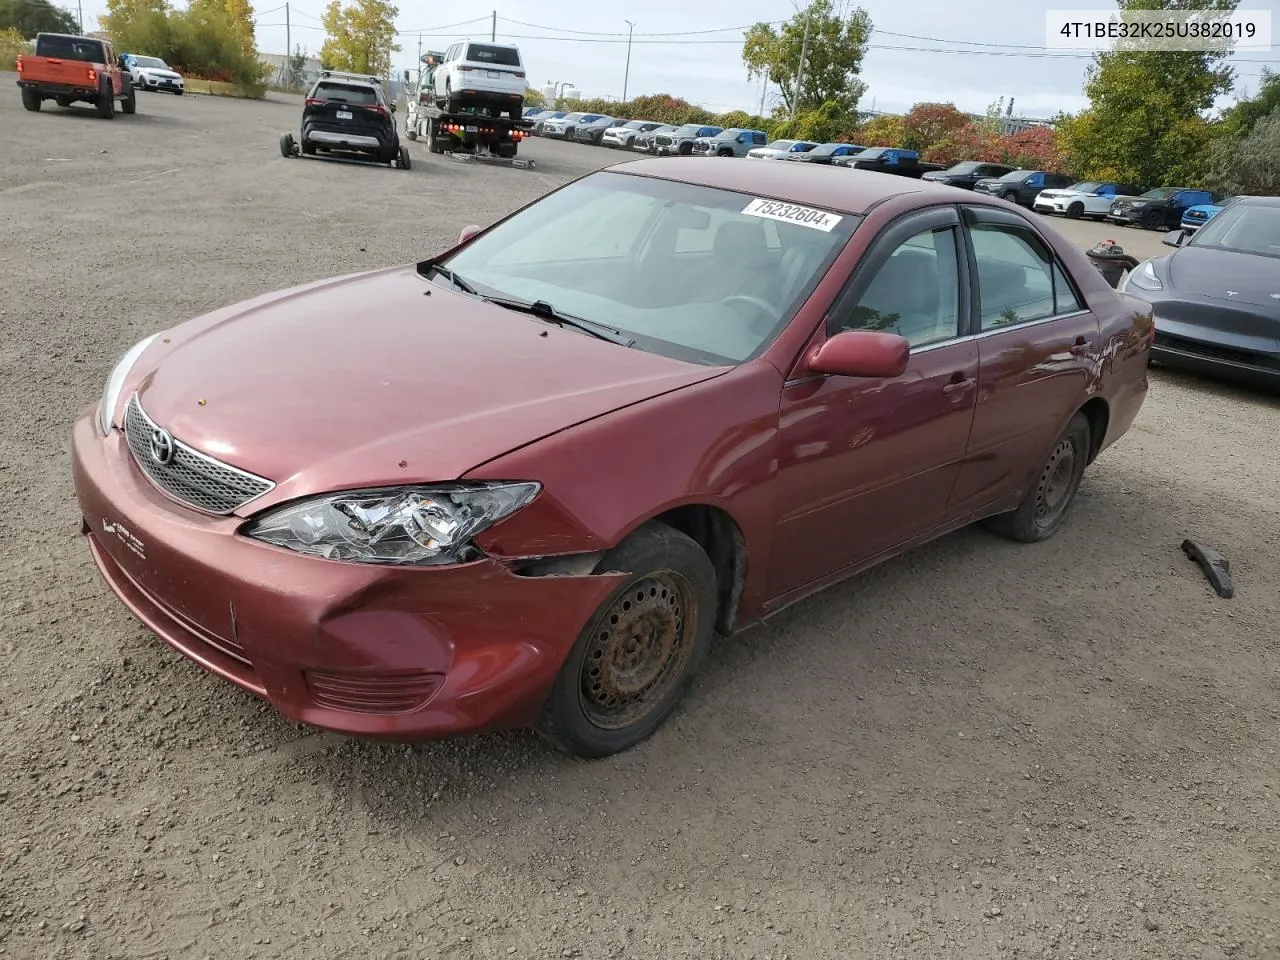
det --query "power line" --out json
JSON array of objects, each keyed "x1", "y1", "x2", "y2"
[{"x1": 495, "y1": 15, "x2": 785, "y2": 37}]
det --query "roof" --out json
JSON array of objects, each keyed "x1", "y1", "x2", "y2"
[
  {"x1": 1234, "y1": 195, "x2": 1280, "y2": 208},
  {"x1": 602, "y1": 157, "x2": 954, "y2": 215}
]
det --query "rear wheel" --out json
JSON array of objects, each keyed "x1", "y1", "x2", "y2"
[
  {"x1": 96, "y1": 81, "x2": 115, "y2": 118},
  {"x1": 444, "y1": 81, "x2": 458, "y2": 112},
  {"x1": 984, "y1": 413, "x2": 1091, "y2": 543},
  {"x1": 426, "y1": 118, "x2": 444, "y2": 154},
  {"x1": 396, "y1": 144, "x2": 411, "y2": 169},
  {"x1": 21, "y1": 87, "x2": 41, "y2": 111},
  {"x1": 1066, "y1": 201, "x2": 1084, "y2": 219},
  {"x1": 121, "y1": 85, "x2": 136, "y2": 114},
  {"x1": 537, "y1": 522, "x2": 718, "y2": 759},
  {"x1": 1001, "y1": 191, "x2": 1019, "y2": 203}
]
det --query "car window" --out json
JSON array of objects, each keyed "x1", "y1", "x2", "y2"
[
  {"x1": 675, "y1": 207, "x2": 781, "y2": 253},
  {"x1": 466, "y1": 43, "x2": 520, "y2": 66},
  {"x1": 312, "y1": 82, "x2": 378, "y2": 105},
  {"x1": 1190, "y1": 204, "x2": 1280, "y2": 258},
  {"x1": 969, "y1": 224, "x2": 1063, "y2": 329},
  {"x1": 36, "y1": 35, "x2": 105, "y2": 60},
  {"x1": 830, "y1": 225, "x2": 961, "y2": 349},
  {"x1": 440, "y1": 171, "x2": 860, "y2": 365}
]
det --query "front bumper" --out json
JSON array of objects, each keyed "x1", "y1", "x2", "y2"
[
  {"x1": 1150, "y1": 331, "x2": 1280, "y2": 388},
  {"x1": 70, "y1": 410, "x2": 620, "y2": 741},
  {"x1": 138, "y1": 75, "x2": 183, "y2": 91},
  {"x1": 1107, "y1": 210, "x2": 1147, "y2": 225}
]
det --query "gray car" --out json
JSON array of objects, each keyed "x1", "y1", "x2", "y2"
[
  {"x1": 1119, "y1": 195, "x2": 1280, "y2": 389},
  {"x1": 692, "y1": 128, "x2": 768, "y2": 157},
  {"x1": 651, "y1": 123, "x2": 723, "y2": 156}
]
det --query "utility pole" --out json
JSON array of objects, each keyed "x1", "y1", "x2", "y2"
[
  {"x1": 622, "y1": 20, "x2": 634, "y2": 103},
  {"x1": 758, "y1": 66, "x2": 768, "y2": 116},
  {"x1": 491, "y1": 10, "x2": 497, "y2": 41},
  {"x1": 76, "y1": 0, "x2": 83, "y2": 32},
  {"x1": 284, "y1": 3, "x2": 291, "y2": 86},
  {"x1": 791, "y1": 3, "x2": 812, "y2": 120}
]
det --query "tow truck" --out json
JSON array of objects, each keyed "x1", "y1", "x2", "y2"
[{"x1": 401, "y1": 54, "x2": 536, "y2": 167}]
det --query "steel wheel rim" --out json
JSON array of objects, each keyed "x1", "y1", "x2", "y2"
[
  {"x1": 1034, "y1": 438, "x2": 1077, "y2": 524},
  {"x1": 578, "y1": 571, "x2": 697, "y2": 730}
]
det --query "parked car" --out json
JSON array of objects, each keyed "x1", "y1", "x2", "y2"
[
  {"x1": 973, "y1": 170, "x2": 1074, "y2": 206},
  {"x1": 286, "y1": 72, "x2": 406, "y2": 168},
  {"x1": 1120, "y1": 195, "x2": 1279, "y2": 388},
  {"x1": 16, "y1": 32, "x2": 135, "y2": 117},
  {"x1": 787, "y1": 142, "x2": 865, "y2": 165},
  {"x1": 692, "y1": 128, "x2": 768, "y2": 157},
  {"x1": 601, "y1": 119, "x2": 663, "y2": 149},
  {"x1": 632, "y1": 124, "x2": 677, "y2": 153},
  {"x1": 922, "y1": 160, "x2": 1016, "y2": 189},
  {"x1": 1108, "y1": 188, "x2": 1216, "y2": 230},
  {"x1": 530, "y1": 110, "x2": 567, "y2": 135},
  {"x1": 1181, "y1": 195, "x2": 1240, "y2": 231},
  {"x1": 571, "y1": 115, "x2": 618, "y2": 145},
  {"x1": 540, "y1": 111, "x2": 591, "y2": 139},
  {"x1": 1033, "y1": 181, "x2": 1145, "y2": 220},
  {"x1": 522, "y1": 105, "x2": 541, "y2": 117},
  {"x1": 74, "y1": 159, "x2": 1152, "y2": 760},
  {"x1": 430, "y1": 39, "x2": 526, "y2": 119},
  {"x1": 653, "y1": 123, "x2": 722, "y2": 156},
  {"x1": 747, "y1": 139, "x2": 818, "y2": 160},
  {"x1": 834, "y1": 147, "x2": 935, "y2": 178},
  {"x1": 122, "y1": 53, "x2": 184, "y2": 94}
]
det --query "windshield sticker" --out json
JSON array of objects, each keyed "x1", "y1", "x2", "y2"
[{"x1": 741, "y1": 198, "x2": 843, "y2": 232}]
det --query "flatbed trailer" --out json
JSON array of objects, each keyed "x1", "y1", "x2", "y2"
[{"x1": 406, "y1": 104, "x2": 536, "y2": 168}]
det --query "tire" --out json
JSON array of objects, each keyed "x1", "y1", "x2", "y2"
[
  {"x1": 1141, "y1": 210, "x2": 1161, "y2": 230},
  {"x1": 397, "y1": 144, "x2": 411, "y2": 169},
  {"x1": 426, "y1": 118, "x2": 443, "y2": 154},
  {"x1": 984, "y1": 413, "x2": 1091, "y2": 543},
  {"x1": 537, "y1": 521, "x2": 718, "y2": 758},
  {"x1": 279, "y1": 132, "x2": 295, "y2": 158},
  {"x1": 496, "y1": 142, "x2": 516, "y2": 159},
  {"x1": 21, "y1": 87, "x2": 41, "y2": 111},
  {"x1": 174, "y1": 88, "x2": 183, "y2": 96},
  {"x1": 121, "y1": 85, "x2": 136, "y2": 115},
  {"x1": 444, "y1": 81, "x2": 458, "y2": 113},
  {"x1": 1001, "y1": 191, "x2": 1019, "y2": 204},
  {"x1": 96, "y1": 81, "x2": 115, "y2": 119},
  {"x1": 1066, "y1": 201, "x2": 1084, "y2": 219}
]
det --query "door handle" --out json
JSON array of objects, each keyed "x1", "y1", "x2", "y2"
[
  {"x1": 942, "y1": 376, "x2": 976, "y2": 396},
  {"x1": 1069, "y1": 335, "x2": 1093, "y2": 356}
]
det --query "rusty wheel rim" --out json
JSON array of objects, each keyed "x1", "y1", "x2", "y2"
[
  {"x1": 579, "y1": 572, "x2": 697, "y2": 730},
  {"x1": 1034, "y1": 438, "x2": 1076, "y2": 525}
]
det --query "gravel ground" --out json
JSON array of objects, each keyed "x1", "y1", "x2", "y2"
[{"x1": 1, "y1": 83, "x2": 1278, "y2": 960}]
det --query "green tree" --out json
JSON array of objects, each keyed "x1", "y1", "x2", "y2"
[
  {"x1": 900, "y1": 102, "x2": 971, "y2": 153},
  {"x1": 1056, "y1": 0, "x2": 1240, "y2": 186},
  {"x1": 101, "y1": 0, "x2": 173, "y2": 55},
  {"x1": 856, "y1": 113, "x2": 904, "y2": 146},
  {"x1": 320, "y1": 0, "x2": 399, "y2": 77},
  {"x1": 223, "y1": 0, "x2": 256, "y2": 59},
  {"x1": 1216, "y1": 68, "x2": 1280, "y2": 137},
  {"x1": 1206, "y1": 106, "x2": 1280, "y2": 194},
  {"x1": 742, "y1": 0, "x2": 872, "y2": 116},
  {"x1": 0, "y1": 0, "x2": 78, "y2": 36}
]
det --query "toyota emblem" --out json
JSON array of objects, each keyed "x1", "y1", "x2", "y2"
[{"x1": 149, "y1": 427, "x2": 175, "y2": 465}]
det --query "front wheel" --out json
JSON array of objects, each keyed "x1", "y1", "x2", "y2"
[
  {"x1": 1142, "y1": 210, "x2": 1161, "y2": 230},
  {"x1": 537, "y1": 522, "x2": 718, "y2": 758},
  {"x1": 279, "y1": 132, "x2": 295, "y2": 157},
  {"x1": 22, "y1": 87, "x2": 41, "y2": 111},
  {"x1": 174, "y1": 88, "x2": 183, "y2": 96},
  {"x1": 397, "y1": 144, "x2": 411, "y2": 169},
  {"x1": 1066, "y1": 201, "x2": 1084, "y2": 219},
  {"x1": 984, "y1": 413, "x2": 1091, "y2": 543}
]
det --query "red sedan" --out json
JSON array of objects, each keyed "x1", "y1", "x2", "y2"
[{"x1": 71, "y1": 159, "x2": 1154, "y2": 758}]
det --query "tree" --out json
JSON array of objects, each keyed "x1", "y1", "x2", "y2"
[
  {"x1": 742, "y1": 0, "x2": 872, "y2": 116},
  {"x1": 0, "y1": 0, "x2": 78, "y2": 37},
  {"x1": 523, "y1": 86, "x2": 545, "y2": 109},
  {"x1": 1216, "y1": 68, "x2": 1280, "y2": 137},
  {"x1": 223, "y1": 0, "x2": 256, "y2": 59},
  {"x1": 1055, "y1": 0, "x2": 1240, "y2": 186},
  {"x1": 900, "y1": 102, "x2": 971, "y2": 153},
  {"x1": 855, "y1": 114, "x2": 904, "y2": 146},
  {"x1": 1206, "y1": 106, "x2": 1280, "y2": 194},
  {"x1": 921, "y1": 123, "x2": 1003, "y2": 165},
  {"x1": 320, "y1": 0, "x2": 399, "y2": 78},
  {"x1": 1002, "y1": 126, "x2": 1069, "y2": 170},
  {"x1": 101, "y1": 0, "x2": 173, "y2": 57}
]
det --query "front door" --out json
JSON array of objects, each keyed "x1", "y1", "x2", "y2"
[
  {"x1": 948, "y1": 205, "x2": 1099, "y2": 515},
  {"x1": 769, "y1": 205, "x2": 979, "y2": 599}
]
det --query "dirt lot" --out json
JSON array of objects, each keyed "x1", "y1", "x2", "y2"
[{"x1": 1, "y1": 83, "x2": 1277, "y2": 960}]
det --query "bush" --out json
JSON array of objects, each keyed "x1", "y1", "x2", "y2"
[
  {"x1": 0, "y1": 25, "x2": 29, "y2": 68},
  {"x1": 1206, "y1": 106, "x2": 1280, "y2": 196}
]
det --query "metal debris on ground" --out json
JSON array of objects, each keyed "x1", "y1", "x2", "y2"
[{"x1": 1181, "y1": 538, "x2": 1235, "y2": 598}]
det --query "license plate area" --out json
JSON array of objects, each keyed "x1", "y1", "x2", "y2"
[
  {"x1": 486, "y1": 70, "x2": 501, "y2": 79},
  {"x1": 465, "y1": 124, "x2": 478, "y2": 133},
  {"x1": 336, "y1": 109, "x2": 353, "y2": 120}
]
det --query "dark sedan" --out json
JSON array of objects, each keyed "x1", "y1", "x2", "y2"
[
  {"x1": 1120, "y1": 195, "x2": 1280, "y2": 388},
  {"x1": 571, "y1": 115, "x2": 618, "y2": 145},
  {"x1": 921, "y1": 160, "x2": 1015, "y2": 189},
  {"x1": 787, "y1": 142, "x2": 865, "y2": 165}
]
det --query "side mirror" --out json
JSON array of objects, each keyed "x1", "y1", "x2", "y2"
[
  {"x1": 458, "y1": 224, "x2": 482, "y2": 244},
  {"x1": 808, "y1": 330, "x2": 909, "y2": 379},
  {"x1": 1162, "y1": 229, "x2": 1186, "y2": 248}
]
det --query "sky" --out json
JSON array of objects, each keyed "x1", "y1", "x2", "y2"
[{"x1": 73, "y1": 0, "x2": 1280, "y2": 117}]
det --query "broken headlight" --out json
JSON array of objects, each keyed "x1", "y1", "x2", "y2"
[{"x1": 244, "y1": 482, "x2": 540, "y2": 565}]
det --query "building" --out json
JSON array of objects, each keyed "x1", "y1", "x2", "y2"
[{"x1": 259, "y1": 51, "x2": 323, "y2": 89}]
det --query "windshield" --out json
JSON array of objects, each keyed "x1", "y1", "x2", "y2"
[
  {"x1": 35, "y1": 35, "x2": 105, "y2": 60},
  {"x1": 1140, "y1": 188, "x2": 1179, "y2": 200},
  {"x1": 622, "y1": 120, "x2": 647, "y2": 129},
  {"x1": 945, "y1": 161, "x2": 981, "y2": 174},
  {"x1": 811, "y1": 143, "x2": 851, "y2": 156},
  {"x1": 134, "y1": 56, "x2": 169, "y2": 68},
  {"x1": 1068, "y1": 182, "x2": 1101, "y2": 193},
  {"x1": 313, "y1": 82, "x2": 378, "y2": 105},
  {"x1": 999, "y1": 170, "x2": 1037, "y2": 181},
  {"x1": 672, "y1": 124, "x2": 702, "y2": 135},
  {"x1": 436, "y1": 171, "x2": 860, "y2": 365},
  {"x1": 1189, "y1": 205, "x2": 1280, "y2": 259},
  {"x1": 715, "y1": 129, "x2": 745, "y2": 139},
  {"x1": 765, "y1": 140, "x2": 797, "y2": 150},
  {"x1": 854, "y1": 147, "x2": 887, "y2": 159}
]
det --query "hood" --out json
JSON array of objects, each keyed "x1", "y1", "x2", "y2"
[
  {"x1": 129, "y1": 266, "x2": 726, "y2": 504},
  {"x1": 1168, "y1": 247, "x2": 1280, "y2": 312},
  {"x1": 138, "y1": 67, "x2": 179, "y2": 78},
  {"x1": 747, "y1": 148, "x2": 784, "y2": 158},
  {"x1": 1038, "y1": 189, "x2": 1074, "y2": 198},
  {"x1": 973, "y1": 179, "x2": 1003, "y2": 189}
]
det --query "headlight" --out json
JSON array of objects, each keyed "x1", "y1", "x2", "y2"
[
  {"x1": 98, "y1": 333, "x2": 160, "y2": 435},
  {"x1": 1121, "y1": 260, "x2": 1162, "y2": 293},
  {"x1": 244, "y1": 482, "x2": 540, "y2": 565}
]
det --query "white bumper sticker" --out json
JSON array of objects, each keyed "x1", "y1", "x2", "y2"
[{"x1": 741, "y1": 197, "x2": 843, "y2": 232}]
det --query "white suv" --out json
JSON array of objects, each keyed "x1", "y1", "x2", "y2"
[{"x1": 432, "y1": 40, "x2": 526, "y2": 119}]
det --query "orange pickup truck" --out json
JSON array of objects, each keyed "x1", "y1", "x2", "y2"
[{"x1": 16, "y1": 32, "x2": 136, "y2": 118}]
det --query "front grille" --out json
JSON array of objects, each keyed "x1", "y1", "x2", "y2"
[
  {"x1": 655, "y1": 136, "x2": 673, "y2": 146},
  {"x1": 1185, "y1": 211, "x2": 1208, "y2": 221},
  {"x1": 123, "y1": 393, "x2": 274, "y2": 514},
  {"x1": 1156, "y1": 333, "x2": 1280, "y2": 371}
]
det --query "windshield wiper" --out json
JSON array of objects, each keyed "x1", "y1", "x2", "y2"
[
  {"x1": 425, "y1": 262, "x2": 478, "y2": 296},
  {"x1": 484, "y1": 297, "x2": 636, "y2": 347}
]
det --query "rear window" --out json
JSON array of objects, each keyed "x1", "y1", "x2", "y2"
[
  {"x1": 36, "y1": 35, "x2": 105, "y2": 61},
  {"x1": 313, "y1": 82, "x2": 379, "y2": 105},
  {"x1": 466, "y1": 43, "x2": 520, "y2": 67}
]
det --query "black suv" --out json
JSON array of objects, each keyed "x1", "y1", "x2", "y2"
[
  {"x1": 282, "y1": 71, "x2": 409, "y2": 168},
  {"x1": 921, "y1": 160, "x2": 1015, "y2": 189},
  {"x1": 972, "y1": 169, "x2": 1074, "y2": 206}
]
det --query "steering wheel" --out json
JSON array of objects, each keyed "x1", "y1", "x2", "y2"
[{"x1": 721, "y1": 294, "x2": 776, "y2": 319}]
